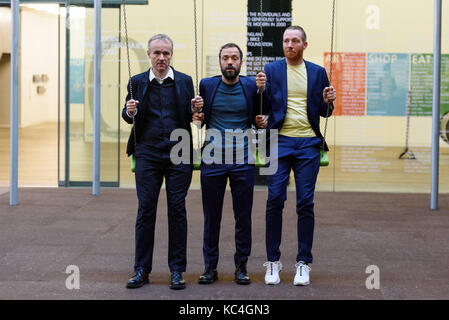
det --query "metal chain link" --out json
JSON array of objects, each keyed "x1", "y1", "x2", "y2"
[
  {"x1": 122, "y1": 0, "x2": 133, "y2": 101},
  {"x1": 193, "y1": 0, "x2": 199, "y2": 95},
  {"x1": 122, "y1": 0, "x2": 137, "y2": 151},
  {"x1": 322, "y1": 0, "x2": 336, "y2": 148},
  {"x1": 259, "y1": 0, "x2": 263, "y2": 115},
  {"x1": 328, "y1": 0, "x2": 336, "y2": 86},
  {"x1": 192, "y1": 0, "x2": 203, "y2": 155}
]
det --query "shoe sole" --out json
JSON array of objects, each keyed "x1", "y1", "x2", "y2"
[
  {"x1": 198, "y1": 279, "x2": 216, "y2": 284},
  {"x1": 198, "y1": 276, "x2": 218, "y2": 284},
  {"x1": 264, "y1": 266, "x2": 282, "y2": 285},
  {"x1": 293, "y1": 281, "x2": 309, "y2": 286},
  {"x1": 170, "y1": 284, "x2": 186, "y2": 290},
  {"x1": 235, "y1": 280, "x2": 251, "y2": 285},
  {"x1": 126, "y1": 278, "x2": 149, "y2": 289},
  {"x1": 265, "y1": 278, "x2": 280, "y2": 285}
]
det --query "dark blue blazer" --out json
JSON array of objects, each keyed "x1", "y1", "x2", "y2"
[
  {"x1": 199, "y1": 75, "x2": 260, "y2": 128},
  {"x1": 264, "y1": 58, "x2": 333, "y2": 151},
  {"x1": 122, "y1": 68, "x2": 194, "y2": 156}
]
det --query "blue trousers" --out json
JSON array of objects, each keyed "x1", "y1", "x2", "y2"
[
  {"x1": 134, "y1": 149, "x2": 192, "y2": 273},
  {"x1": 201, "y1": 163, "x2": 255, "y2": 270},
  {"x1": 266, "y1": 135, "x2": 321, "y2": 264}
]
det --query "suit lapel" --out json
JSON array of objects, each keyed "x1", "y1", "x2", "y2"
[
  {"x1": 204, "y1": 77, "x2": 221, "y2": 124},
  {"x1": 239, "y1": 77, "x2": 253, "y2": 122},
  {"x1": 305, "y1": 60, "x2": 313, "y2": 110},
  {"x1": 174, "y1": 70, "x2": 186, "y2": 123},
  {"x1": 135, "y1": 69, "x2": 150, "y2": 123},
  {"x1": 141, "y1": 69, "x2": 150, "y2": 101},
  {"x1": 280, "y1": 59, "x2": 288, "y2": 113}
]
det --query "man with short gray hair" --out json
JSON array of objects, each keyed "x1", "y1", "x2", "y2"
[
  {"x1": 123, "y1": 33, "x2": 203, "y2": 290},
  {"x1": 147, "y1": 33, "x2": 174, "y2": 53}
]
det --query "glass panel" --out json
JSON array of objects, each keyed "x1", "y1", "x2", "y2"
[
  {"x1": 0, "y1": 6, "x2": 10, "y2": 188},
  {"x1": 290, "y1": 0, "x2": 448, "y2": 193},
  {"x1": 53, "y1": 0, "x2": 449, "y2": 194},
  {"x1": 67, "y1": 5, "x2": 120, "y2": 186},
  {"x1": 58, "y1": 5, "x2": 66, "y2": 186},
  {"x1": 0, "y1": 4, "x2": 61, "y2": 188}
]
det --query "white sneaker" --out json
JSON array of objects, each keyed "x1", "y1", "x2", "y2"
[
  {"x1": 263, "y1": 261, "x2": 282, "y2": 285},
  {"x1": 294, "y1": 262, "x2": 311, "y2": 286}
]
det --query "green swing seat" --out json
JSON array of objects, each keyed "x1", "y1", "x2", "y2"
[
  {"x1": 320, "y1": 150, "x2": 329, "y2": 167},
  {"x1": 192, "y1": 148, "x2": 268, "y2": 170}
]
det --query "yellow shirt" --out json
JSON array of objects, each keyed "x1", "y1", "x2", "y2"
[{"x1": 279, "y1": 63, "x2": 316, "y2": 137}]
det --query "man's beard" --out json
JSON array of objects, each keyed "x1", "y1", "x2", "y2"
[
  {"x1": 284, "y1": 49, "x2": 301, "y2": 60},
  {"x1": 221, "y1": 65, "x2": 241, "y2": 81}
]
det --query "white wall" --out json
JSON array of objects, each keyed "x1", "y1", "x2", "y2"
[
  {"x1": 20, "y1": 7, "x2": 59, "y2": 127},
  {"x1": 0, "y1": 7, "x2": 11, "y2": 128},
  {"x1": 0, "y1": 54, "x2": 10, "y2": 128},
  {"x1": 0, "y1": 7, "x2": 11, "y2": 56}
]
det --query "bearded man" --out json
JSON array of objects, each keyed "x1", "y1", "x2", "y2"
[{"x1": 192, "y1": 43, "x2": 264, "y2": 285}]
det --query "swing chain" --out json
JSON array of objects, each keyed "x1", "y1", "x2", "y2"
[
  {"x1": 192, "y1": 0, "x2": 203, "y2": 165},
  {"x1": 122, "y1": 0, "x2": 137, "y2": 157},
  {"x1": 122, "y1": 0, "x2": 133, "y2": 101},
  {"x1": 328, "y1": 0, "x2": 336, "y2": 85},
  {"x1": 322, "y1": 0, "x2": 336, "y2": 149},
  {"x1": 259, "y1": 0, "x2": 263, "y2": 115},
  {"x1": 193, "y1": 0, "x2": 199, "y2": 95}
]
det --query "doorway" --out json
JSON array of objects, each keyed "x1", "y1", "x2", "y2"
[{"x1": 0, "y1": 4, "x2": 63, "y2": 188}]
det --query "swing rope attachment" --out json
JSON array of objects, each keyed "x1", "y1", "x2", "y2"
[
  {"x1": 254, "y1": 0, "x2": 267, "y2": 168},
  {"x1": 122, "y1": 0, "x2": 137, "y2": 172},
  {"x1": 320, "y1": 0, "x2": 336, "y2": 167},
  {"x1": 192, "y1": 0, "x2": 203, "y2": 170}
]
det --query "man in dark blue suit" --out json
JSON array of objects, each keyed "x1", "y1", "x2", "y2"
[
  {"x1": 122, "y1": 34, "x2": 203, "y2": 290},
  {"x1": 193, "y1": 43, "x2": 262, "y2": 285},
  {"x1": 255, "y1": 26, "x2": 336, "y2": 286}
]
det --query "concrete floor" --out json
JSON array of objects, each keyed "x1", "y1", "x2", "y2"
[{"x1": 0, "y1": 188, "x2": 448, "y2": 300}]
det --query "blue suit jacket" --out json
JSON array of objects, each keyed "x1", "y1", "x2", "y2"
[
  {"x1": 122, "y1": 67, "x2": 194, "y2": 156},
  {"x1": 264, "y1": 58, "x2": 333, "y2": 151},
  {"x1": 199, "y1": 75, "x2": 259, "y2": 129}
]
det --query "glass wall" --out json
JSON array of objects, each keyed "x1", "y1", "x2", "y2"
[
  {"x1": 60, "y1": 0, "x2": 449, "y2": 193},
  {"x1": 297, "y1": 0, "x2": 449, "y2": 193},
  {"x1": 66, "y1": 5, "x2": 120, "y2": 186},
  {"x1": 0, "y1": 3, "x2": 63, "y2": 188}
]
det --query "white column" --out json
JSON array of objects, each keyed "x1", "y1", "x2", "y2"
[
  {"x1": 92, "y1": 0, "x2": 101, "y2": 195},
  {"x1": 10, "y1": 0, "x2": 19, "y2": 206},
  {"x1": 431, "y1": 0, "x2": 442, "y2": 210}
]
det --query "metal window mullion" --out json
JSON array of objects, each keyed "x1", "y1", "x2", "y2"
[
  {"x1": 10, "y1": 0, "x2": 19, "y2": 206},
  {"x1": 431, "y1": 0, "x2": 442, "y2": 210},
  {"x1": 92, "y1": 0, "x2": 102, "y2": 195}
]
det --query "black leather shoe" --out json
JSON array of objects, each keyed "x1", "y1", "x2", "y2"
[
  {"x1": 126, "y1": 268, "x2": 149, "y2": 289},
  {"x1": 235, "y1": 264, "x2": 251, "y2": 285},
  {"x1": 198, "y1": 269, "x2": 218, "y2": 284},
  {"x1": 170, "y1": 271, "x2": 186, "y2": 290}
]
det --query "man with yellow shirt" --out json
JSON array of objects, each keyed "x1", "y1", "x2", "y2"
[{"x1": 255, "y1": 25, "x2": 336, "y2": 286}]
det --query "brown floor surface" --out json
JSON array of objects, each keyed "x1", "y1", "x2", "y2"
[{"x1": 0, "y1": 188, "x2": 448, "y2": 300}]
